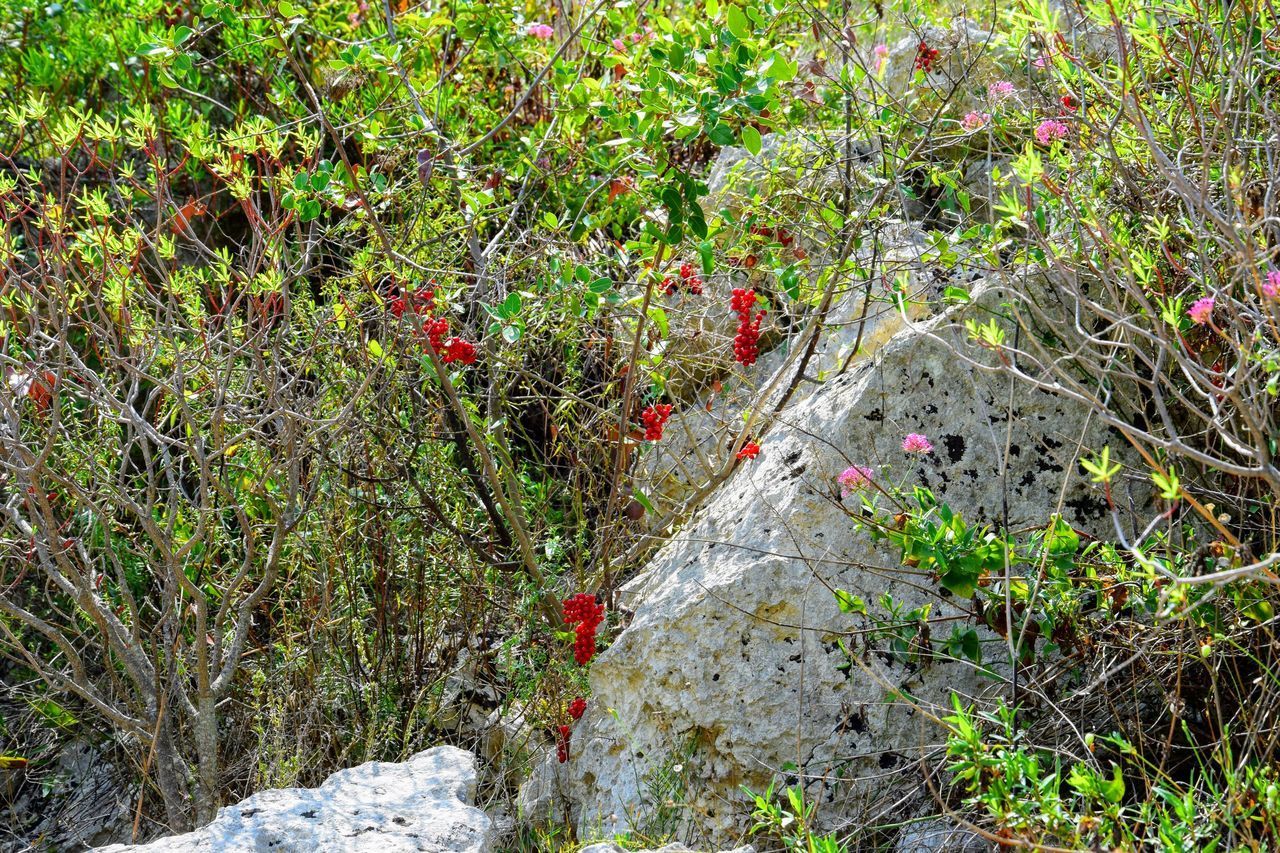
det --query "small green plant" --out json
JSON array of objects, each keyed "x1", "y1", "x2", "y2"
[{"x1": 745, "y1": 781, "x2": 846, "y2": 852}]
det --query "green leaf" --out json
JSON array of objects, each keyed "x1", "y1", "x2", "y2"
[
  {"x1": 726, "y1": 5, "x2": 751, "y2": 39},
  {"x1": 633, "y1": 489, "x2": 656, "y2": 514},
  {"x1": 779, "y1": 265, "x2": 799, "y2": 301},
  {"x1": 741, "y1": 124, "x2": 762, "y2": 156},
  {"x1": 768, "y1": 53, "x2": 797, "y2": 82},
  {"x1": 835, "y1": 589, "x2": 866, "y2": 614},
  {"x1": 648, "y1": 305, "x2": 669, "y2": 337},
  {"x1": 1044, "y1": 515, "x2": 1079, "y2": 557},
  {"x1": 707, "y1": 122, "x2": 736, "y2": 146}
]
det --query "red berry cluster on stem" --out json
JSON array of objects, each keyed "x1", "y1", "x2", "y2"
[
  {"x1": 737, "y1": 440, "x2": 761, "y2": 461},
  {"x1": 569, "y1": 696, "x2": 587, "y2": 720},
  {"x1": 388, "y1": 281, "x2": 436, "y2": 318},
  {"x1": 914, "y1": 41, "x2": 940, "y2": 72},
  {"x1": 441, "y1": 337, "x2": 477, "y2": 364},
  {"x1": 563, "y1": 593, "x2": 605, "y2": 666},
  {"x1": 662, "y1": 261, "x2": 704, "y2": 296},
  {"x1": 425, "y1": 316, "x2": 450, "y2": 350},
  {"x1": 748, "y1": 224, "x2": 794, "y2": 246},
  {"x1": 387, "y1": 283, "x2": 478, "y2": 368},
  {"x1": 731, "y1": 288, "x2": 765, "y2": 367},
  {"x1": 556, "y1": 724, "x2": 572, "y2": 763},
  {"x1": 641, "y1": 403, "x2": 673, "y2": 441}
]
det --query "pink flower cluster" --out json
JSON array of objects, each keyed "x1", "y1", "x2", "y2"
[
  {"x1": 1034, "y1": 119, "x2": 1069, "y2": 144},
  {"x1": 961, "y1": 111, "x2": 990, "y2": 131},
  {"x1": 1188, "y1": 295, "x2": 1215, "y2": 326},
  {"x1": 1264, "y1": 271, "x2": 1280, "y2": 299},
  {"x1": 612, "y1": 25, "x2": 653, "y2": 52},
  {"x1": 902, "y1": 433, "x2": 934, "y2": 454},
  {"x1": 838, "y1": 465, "x2": 874, "y2": 496},
  {"x1": 988, "y1": 80, "x2": 1015, "y2": 100},
  {"x1": 527, "y1": 23, "x2": 554, "y2": 40},
  {"x1": 873, "y1": 43, "x2": 889, "y2": 72}
]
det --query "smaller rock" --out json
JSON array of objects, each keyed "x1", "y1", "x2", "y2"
[
  {"x1": 896, "y1": 819, "x2": 987, "y2": 852},
  {"x1": 95, "y1": 746, "x2": 491, "y2": 853},
  {"x1": 578, "y1": 840, "x2": 747, "y2": 845}
]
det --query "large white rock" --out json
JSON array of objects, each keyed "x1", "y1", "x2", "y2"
[
  {"x1": 97, "y1": 746, "x2": 491, "y2": 853},
  {"x1": 526, "y1": 285, "x2": 1149, "y2": 845},
  {"x1": 586, "y1": 840, "x2": 752, "y2": 845}
]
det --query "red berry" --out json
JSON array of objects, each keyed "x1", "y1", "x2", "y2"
[
  {"x1": 562, "y1": 594, "x2": 605, "y2": 666},
  {"x1": 679, "y1": 262, "x2": 695, "y2": 279},
  {"x1": 440, "y1": 337, "x2": 477, "y2": 365},
  {"x1": 730, "y1": 289, "x2": 764, "y2": 366},
  {"x1": 424, "y1": 317, "x2": 450, "y2": 350},
  {"x1": 736, "y1": 440, "x2": 761, "y2": 461},
  {"x1": 914, "y1": 42, "x2": 941, "y2": 72},
  {"x1": 569, "y1": 697, "x2": 587, "y2": 720},
  {"x1": 641, "y1": 403, "x2": 673, "y2": 441},
  {"x1": 556, "y1": 724, "x2": 572, "y2": 763}
]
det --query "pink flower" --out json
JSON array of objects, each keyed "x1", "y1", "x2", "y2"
[
  {"x1": 1034, "y1": 119, "x2": 1069, "y2": 144},
  {"x1": 838, "y1": 465, "x2": 875, "y2": 496},
  {"x1": 902, "y1": 433, "x2": 934, "y2": 454},
  {"x1": 1033, "y1": 51, "x2": 1052, "y2": 69},
  {"x1": 1187, "y1": 295, "x2": 1215, "y2": 326},
  {"x1": 871, "y1": 43, "x2": 889, "y2": 72},
  {"x1": 961, "y1": 111, "x2": 990, "y2": 130},
  {"x1": 612, "y1": 37, "x2": 626, "y2": 52},
  {"x1": 527, "y1": 23, "x2": 555, "y2": 39},
  {"x1": 1264, "y1": 271, "x2": 1280, "y2": 299},
  {"x1": 988, "y1": 80, "x2": 1015, "y2": 99}
]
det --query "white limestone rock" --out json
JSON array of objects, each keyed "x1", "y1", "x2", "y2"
[
  {"x1": 528, "y1": 285, "x2": 1150, "y2": 844},
  {"x1": 896, "y1": 819, "x2": 987, "y2": 852},
  {"x1": 96, "y1": 746, "x2": 491, "y2": 853},
  {"x1": 583, "y1": 840, "x2": 752, "y2": 845}
]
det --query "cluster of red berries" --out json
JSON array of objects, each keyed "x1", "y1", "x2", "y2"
[
  {"x1": 387, "y1": 282, "x2": 478, "y2": 367},
  {"x1": 563, "y1": 593, "x2": 605, "y2": 666},
  {"x1": 641, "y1": 402, "x2": 673, "y2": 441},
  {"x1": 388, "y1": 285, "x2": 436, "y2": 318},
  {"x1": 556, "y1": 697, "x2": 588, "y2": 763},
  {"x1": 418, "y1": 316, "x2": 478, "y2": 366},
  {"x1": 748, "y1": 224, "x2": 795, "y2": 247},
  {"x1": 731, "y1": 288, "x2": 765, "y2": 367},
  {"x1": 556, "y1": 724, "x2": 572, "y2": 763},
  {"x1": 441, "y1": 337, "x2": 477, "y2": 364},
  {"x1": 425, "y1": 316, "x2": 450, "y2": 350},
  {"x1": 914, "y1": 41, "x2": 941, "y2": 72},
  {"x1": 736, "y1": 440, "x2": 761, "y2": 461},
  {"x1": 662, "y1": 262, "x2": 704, "y2": 296},
  {"x1": 1059, "y1": 94, "x2": 1078, "y2": 114}
]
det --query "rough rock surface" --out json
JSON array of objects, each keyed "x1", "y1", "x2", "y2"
[
  {"x1": 96, "y1": 746, "x2": 490, "y2": 853},
  {"x1": 895, "y1": 819, "x2": 987, "y2": 852},
  {"x1": 2, "y1": 738, "x2": 135, "y2": 850},
  {"x1": 524, "y1": 285, "x2": 1149, "y2": 844},
  {"x1": 583, "y1": 840, "x2": 752, "y2": 845}
]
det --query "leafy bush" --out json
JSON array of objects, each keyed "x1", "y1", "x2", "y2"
[{"x1": 1, "y1": 0, "x2": 1279, "y2": 847}]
